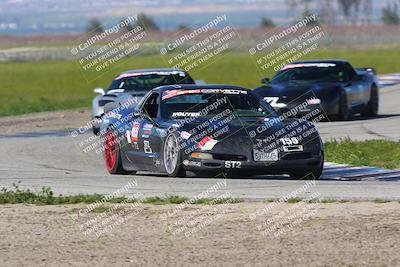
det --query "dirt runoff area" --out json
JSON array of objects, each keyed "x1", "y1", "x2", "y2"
[
  {"x1": 0, "y1": 202, "x2": 399, "y2": 266},
  {"x1": 0, "y1": 108, "x2": 90, "y2": 135}
]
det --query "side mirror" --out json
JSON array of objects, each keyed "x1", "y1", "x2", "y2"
[
  {"x1": 133, "y1": 111, "x2": 158, "y2": 125},
  {"x1": 133, "y1": 109, "x2": 149, "y2": 118},
  {"x1": 94, "y1": 88, "x2": 105, "y2": 95},
  {"x1": 261, "y1": 78, "x2": 270, "y2": 84}
]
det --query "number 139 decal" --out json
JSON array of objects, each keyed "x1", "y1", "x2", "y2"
[{"x1": 280, "y1": 137, "x2": 299, "y2": 145}]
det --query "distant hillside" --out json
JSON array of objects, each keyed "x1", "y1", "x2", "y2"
[{"x1": 0, "y1": 0, "x2": 389, "y2": 35}]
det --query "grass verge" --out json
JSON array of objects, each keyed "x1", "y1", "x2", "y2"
[
  {"x1": 373, "y1": 198, "x2": 392, "y2": 204},
  {"x1": 1, "y1": 49, "x2": 399, "y2": 116},
  {"x1": 0, "y1": 184, "x2": 241, "y2": 205},
  {"x1": 2, "y1": 184, "x2": 398, "y2": 205},
  {"x1": 325, "y1": 139, "x2": 400, "y2": 169}
]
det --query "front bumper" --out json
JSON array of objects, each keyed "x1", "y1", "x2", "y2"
[
  {"x1": 276, "y1": 98, "x2": 339, "y2": 118},
  {"x1": 182, "y1": 151, "x2": 323, "y2": 175}
]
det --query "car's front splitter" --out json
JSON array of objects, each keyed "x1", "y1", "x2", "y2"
[{"x1": 182, "y1": 155, "x2": 323, "y2": 175}]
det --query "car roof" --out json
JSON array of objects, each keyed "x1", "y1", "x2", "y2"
[
  {"x1": 120, "y1": 68, "x2": 186, "y2": 74},
  {"x1": 291, "y1": 59, "x2": 348, "y2": 65},
  {"x1": 152, "y1": 84, "x2": 249, "y2": 94}
]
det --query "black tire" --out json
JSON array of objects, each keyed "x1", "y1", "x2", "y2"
[
  {"x1": 103, "y1": 127, "x2": 132, "y2": 175},
  {"x1": 362, "y1": 85, "x2": 379, "y2": 117},
  {"x1": 290, "y1": 154, "x2": 324, "y2": 180},
  {"x1": 93, "y1": 125, "x2": 100, "y2": 136},
  {"x1": 338, "y1": 90, "x2": 351, "y2": 120},
  {"x1": 92, "y1": 116, "x2": 102, "y2": 135},
  {"x1": 162, "y1": 132, "x2": 186, "y2": 177}
]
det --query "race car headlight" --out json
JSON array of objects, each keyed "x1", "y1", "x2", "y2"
[
  {"x1": 190, "y1": 152, "x2": 213, "y2": 160},
  {"x1": 306, "y1": 98, "x2": 321, "y2": 105}
]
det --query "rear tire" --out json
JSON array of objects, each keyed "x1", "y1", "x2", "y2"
[
  {"x1": 103, "y1": 128, "x2": 131, "y2": 175},
  {"x1": 362, "y1": 85, "x2": 379, "y2": 117},
  {"x1": 338, "y1": 90, "x2": 351, "y2": 120},
  {"x1": 163, "y1": 133, "x2": 186, "y2": 177},
  {"x1": 92, "y1": 116, "x2": 101, "y2": 135},
  {"x1": 93, "y1": 125, "x2": 100, "y2": 136}
]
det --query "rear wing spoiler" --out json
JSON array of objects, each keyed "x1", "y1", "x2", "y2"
[{"x1": 356, "y1": 67, "x2": 376, "y2": 75}]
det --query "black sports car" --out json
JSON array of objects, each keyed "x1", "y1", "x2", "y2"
[
  {"x1": 254, "y1": 60, "x2": 379, "y2": 120},
  {"x1": 100, "y1": 85, "x2": 324, "y2": 179}
]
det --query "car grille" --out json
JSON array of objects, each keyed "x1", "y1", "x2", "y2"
[
  {"x1": 212, "y1": 154, "x2": 247, "y2": 161},
  {"x1": 281, "y1": 152, "x2": 312, "y2": 160}
]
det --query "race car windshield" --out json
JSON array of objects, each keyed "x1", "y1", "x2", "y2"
[
  {"x1": 108, "y1": 73, "x2": 194, "y2": 92},
  {"x1": 160, "y1": 89, "x2": 276, "y2": 119},
  {"x1": 271, "y1": 65, "x2": 348, "y2": 83}
]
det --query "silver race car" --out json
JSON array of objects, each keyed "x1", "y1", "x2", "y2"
[{"x1": 91, "y1": 68, "x2": 196, "y2": 135}]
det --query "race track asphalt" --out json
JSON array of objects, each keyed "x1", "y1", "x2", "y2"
[
  {"x1": 316, "y1": 85, "x2": 400, "y2": 141},
  {"x1": 0, "y1": 85, "x2": 399, "y2": 201}
]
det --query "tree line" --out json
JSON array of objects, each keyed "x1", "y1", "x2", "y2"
[
  {"x1": 87, "y1": 0, "x2": 400, "y2": 33},
  {"x1": 279, "y1": 0, "x2": 399, "y2": 26}
]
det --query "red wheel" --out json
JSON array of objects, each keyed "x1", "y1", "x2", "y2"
[
  {"x1": 104, "y1": 130, "x2": 117, "y2": 172},
  {"x1": 103, "y1": 128, "x2": 130, "y2": 174}
]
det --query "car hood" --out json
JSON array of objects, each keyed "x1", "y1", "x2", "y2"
[
  {"x1": 101, "y1": 91, "x2": 148, "y2": 109},
  {"x1": 168, "y1": 116, "x2": 317, "y2": 141},
  {"x1": 104, "y1": 90, "x2": 149, "y2": 97},
  {"x1": 165, "y1": 116, "x2": 320, "y2": 156},
  {"x1": 255, "y1": 81, "x2": 342, "y2": 100}
]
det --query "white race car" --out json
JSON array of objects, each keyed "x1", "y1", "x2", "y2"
[{"x1": 91, "y1": 68, "x2": 196, "y2": 135}]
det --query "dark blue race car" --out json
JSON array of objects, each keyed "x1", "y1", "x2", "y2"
[
  {"x1": 100, "y1": 85, "x2": 324, "y2": 179},
  {"x1": 254, "y1": 60, "x2": 379, "y2": 120}
]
